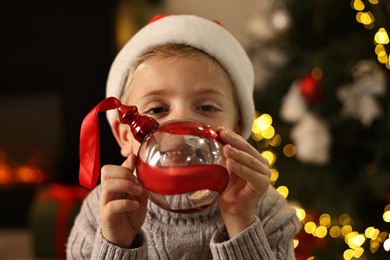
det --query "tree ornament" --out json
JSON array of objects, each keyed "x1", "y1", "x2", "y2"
[
  {"x1": 280, "y1": 78, "x2": 331, "y2": 165},
  {"x1": 280, "y1": 80, "x2": 308, "y2": 123},
  {"x1": 337, "y1": 60, "x2": 387, "y2": 126},
  {"x1": 79, "y1": 97, "x2": 229, "y2": 213},
  {"x1": 299, "y1": 74, "x2": 323, "y2": 104},
  {"x1": 291, "y1": 112, "x2": 331, "y2": 165}
]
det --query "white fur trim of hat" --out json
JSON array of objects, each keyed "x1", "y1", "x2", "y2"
[{"x1": 106, "y1": 14, "x2": 255, "y2": 139}]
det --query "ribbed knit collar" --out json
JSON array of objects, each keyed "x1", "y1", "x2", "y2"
[{"x1": 147, "y1": 200, "x2": 221, "y2": 226}]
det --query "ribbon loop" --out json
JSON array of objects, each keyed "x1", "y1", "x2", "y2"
[{"x1": 79, "y1": 97, "x2": 122, "y2": 189}]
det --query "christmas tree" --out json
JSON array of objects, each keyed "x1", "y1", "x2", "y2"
[{"x1": 247, "y1": 0, "x2": 390, "y2": 259}]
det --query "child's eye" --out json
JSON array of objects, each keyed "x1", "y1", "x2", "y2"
[
  {"x1": 198, "y1": 105, "x2": 219, "y2": 112},
  {"x1": 144, "y1": 106, "x2": 168, "y2": 114}
]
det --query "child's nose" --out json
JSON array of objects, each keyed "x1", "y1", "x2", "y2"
[{"x1": 169, "y1": 108, "x2": 196, "y2": 122}]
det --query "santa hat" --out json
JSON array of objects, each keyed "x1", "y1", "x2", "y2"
[{"x1": 106, "y1": 14, "x2": 255, "y2": 139}]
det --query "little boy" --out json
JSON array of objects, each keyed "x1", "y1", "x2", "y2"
[{"x1": 67, "y1": 14, "x2": 301, "y2": 259}]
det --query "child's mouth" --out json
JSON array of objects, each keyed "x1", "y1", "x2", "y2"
[{"x1": 161, "y1": 149, "x2": 193, "y2": 165}]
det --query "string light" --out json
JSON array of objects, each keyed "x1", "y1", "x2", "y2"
[
  {"x1": 251, "y1": 111, "x2": 390, "y2": 258},
  {"x1": 351, "y1": 0, "x2": 390, "y2": 70}
]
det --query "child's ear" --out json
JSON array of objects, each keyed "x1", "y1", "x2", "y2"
[{"x1": 111, "y1": 120, "x2": 134, "y2": 157}]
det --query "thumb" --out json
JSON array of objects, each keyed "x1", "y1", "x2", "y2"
[{"x1": 122, "y1": 153, "x2": 138, "y2": 171}]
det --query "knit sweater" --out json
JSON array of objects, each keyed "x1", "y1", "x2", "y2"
[{"x1": 66, "y1": 185, "x2": 301, "y2": 259}]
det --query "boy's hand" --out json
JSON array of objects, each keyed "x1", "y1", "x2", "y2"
[
  {"x1": 99, "y1": 154, "x2": 148, "y2": 248},
  {"x1": 216, "y1": 127, "x2": 271, "y2": 238}
]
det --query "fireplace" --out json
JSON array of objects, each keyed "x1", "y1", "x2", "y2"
[
  {"x1": 0, "y1": 0, "x2": 121, "y2": 227},
  {"x1": 0, "y1": 94, "x2": 62, "y2": 185}
]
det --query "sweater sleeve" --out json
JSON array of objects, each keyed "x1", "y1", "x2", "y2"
[
  {"x1": 66, "y1": 186, "x2": 148, "y2": 260},
  {"x1": 209, "y1": 186, "x2": 302, "y2": 260}
]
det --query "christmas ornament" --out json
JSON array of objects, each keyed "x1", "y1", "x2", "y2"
[
  {"x1": 291, "y1": 112, "x2": 331, "y2": 165},
  {"x1": 337, "y1": 60, "x2": 387, "y2": 126},
  {"x1": 299, "y1": 74, "x2": 323, "y2": 104},
  {"x1": 79, "y1": 97, "x2": 229, "y2": 213},
  {"x1": 280, "y1": 80, "x2": 308, "y2": 123},
  {"x1": 280, "y1": 76, "x2": 331, "y2": 165}
]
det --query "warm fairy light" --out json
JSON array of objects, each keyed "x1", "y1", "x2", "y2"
[
  {"x1": 314, "y1": 226, "x2": 327, "y2": 238},
  {"x1": 319, "y1": 213, "x2": 331, "y2": 228},
  {"x1": 374, "y1": 28, "x2": 389, "y2": 44},
  {"x1": 346, "y1": 232, "x2": 366, "y2": 248},
  {"x1": 262, "y1": 126, "x2": 275, "y2": 139},
  {"x1": 356, "y1": 11, "x2": 375, "y2": 25},
  {"x1": 342, "y1": 225, "x2": 353, "y2": 237},
  {"x1": 296, "y1": 208, "x2": 306, "y2": 221},
  {"x1": 352, "y1": 0, "x2": 390, "y2": 70},
  {"x1": 343, "y1": 248, "x2": 354, "y2": 260},
  {"x1": 344, "y1": 247, "x2": 365, "y2": 260},
  {"x1": 269, "y1": 168, "x2": 279, "y2": 184},
  {"x1": 377, "y1": 49, "x2": 389, "y2": 63},
  {"x1": 375, "y1": 44, "x2": 386, "y2": 54},
  {"x1": 252, "y1": 114, "x2": 275, "y2": 140},
  {"x1": 261, "y1": 150, "x2": 276, "y2": 165},
  {"x1": 276, "y1": 185, "x2": 289, "y2": 198},
  {"x1": 251, "y1": 107, "x2": 390, "y2": 257},
  {"x1": 383, "y1": 210, "x2": 390, "y2": 222},
  {"x1": 353, "y1": 247, "x2": 364, "y2": 258},
  {"x1": 365, "y1": 227, "x2": 380, "y2": 239},
  {"x1": 384, "y1": 204, "x2": 390, "y2": 223},
  {"x1": 351, "y1": 0, "x2": 365, "y2": 11},
  {"x1": 293, "y1": 239, "x2": 299, "y2": 248},
  {"x1": 384, "y1": 238, "x2": 390, "y2": 251},
  {"x1": 283, "y1": 143, "x2": 296, "y2": 157},
  {"x1": 304, "y1": 221, "x2": 317, "y2": 234},
  {"x1": 297, "y1": 209, "x2": 389, "y2": 256},
  {"x1": 268, "y1": 134, "x2": 281, "y2": 146},
  {"x1": 371, "y1": 240, "x2": 380, "y2": 253},
  {"x1": 330, "y1": 226, "x2": 341, "y2": 238},
  {"x1": 252, "y1": 114, "x2": 272, "y2": 132},
  {"x1": 378, "y1": 232, "x2": 388, "y2": 242}
]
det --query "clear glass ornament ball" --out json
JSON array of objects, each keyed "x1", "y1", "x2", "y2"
[{"x1": 136, "y1": 121, "x2": 229, "y2": 213}]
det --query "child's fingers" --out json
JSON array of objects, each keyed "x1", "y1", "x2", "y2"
[
  {"x1": 100, "y1": 154, "x2": 143, "y2": 207},
  {"x1": 225, "y1": 156, "x2": 270, "y2": 189},
  {"x1": 217, "y1": 127, "x2": 269, "y2": 167},
  {"x1": 223, "y1": 144, "x2": 270, "y2": 178},
  {"x1": 101, "y1": 199, "x2": 140, "y2": 216},
  {"x1": 101, "y1": 178, "x2": 142, "y2": 197}
]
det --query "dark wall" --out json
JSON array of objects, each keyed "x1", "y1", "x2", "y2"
[{"x1": 0, "y1": 0, "x2": 122, "y2": 184}]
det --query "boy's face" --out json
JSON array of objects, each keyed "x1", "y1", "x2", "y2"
[{"x1": 117, "y1": 56, "x2": 238, "y2": 156}]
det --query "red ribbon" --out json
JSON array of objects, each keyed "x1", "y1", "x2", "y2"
[{"x1": 79, "y1": 97, "x2": 121, "y2": 189}]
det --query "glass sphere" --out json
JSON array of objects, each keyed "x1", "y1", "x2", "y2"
[{"x1": 136, "y1": 121, "x2": 229, "y2": 213}]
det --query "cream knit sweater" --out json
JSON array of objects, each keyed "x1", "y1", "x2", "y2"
[{"x1": 66, "y1": 185, "x2": 301, "y2": 259}]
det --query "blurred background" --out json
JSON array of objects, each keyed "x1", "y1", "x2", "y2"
[{"x1": 0, "y1": 0, "x2": 389, "y2": 259}]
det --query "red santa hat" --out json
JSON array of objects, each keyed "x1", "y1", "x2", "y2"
[{"x1": 106, "y1": 14, "x2": 255, "y2": 139}]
